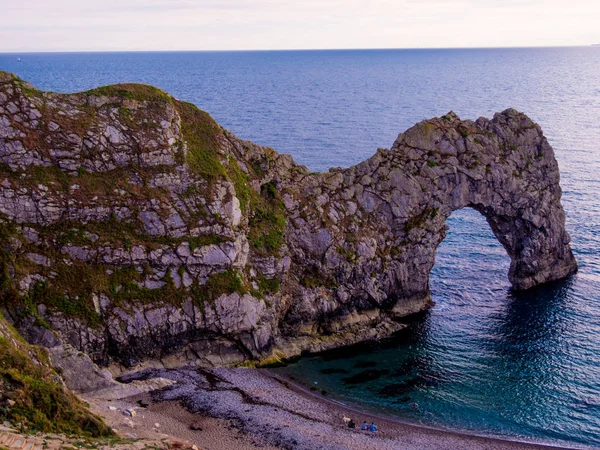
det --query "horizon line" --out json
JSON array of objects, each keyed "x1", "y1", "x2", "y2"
[{"x1": 1, "y1": 44, "x2": 597, "y2": 54}]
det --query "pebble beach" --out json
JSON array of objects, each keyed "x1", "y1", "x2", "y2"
[{"x1": 84, "y1": 367, "x2": 583, "y2": 450}]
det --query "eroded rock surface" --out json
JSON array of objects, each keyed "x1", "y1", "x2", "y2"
[{"x1": 0, "y1": 72, "x2": 577, "y2": 369}]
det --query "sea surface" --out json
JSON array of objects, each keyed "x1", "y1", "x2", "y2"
[{"x1": 1, "y1": 47, "x2": 599, "y2": 447}]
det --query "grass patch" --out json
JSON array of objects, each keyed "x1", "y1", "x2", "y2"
[
  {"x1": 5, "y1": 73, "x2": 44, "y2": 98},
  {"x1": 187, "y1": 234, "x2": 227, "y2": 251},
  {"x1": 0, "y1": 314, "x2": 112, "y2": 437},
  {"x1": 192, "y1": 269, "x2": 247, "y2": 309},
  {"x1": 83, "y1": 84, "x2": 173, "y2": 103},
  {"x1": 251, "y1": 272, "x2": 281, "y2": 298},
  {"x1": 0, "y1": 164, "x2": 171, "y2": 208},
  {"x1": 248, "y1": 202, "x2": 286, "y2": 254},
  {"x1": 24, "y1": 275, "x2": 103, "y2": 328},
  {"x1": 226, "y1": 158, "x2": 287, "y2": 255},
  {"x1": 300, "y1": 277, "x2": 326, "y2": 288},
  {"x1": 176, "y1": 101, "x2": 226, "y2": 182},
  {"x1": 248, "y1": 181, "x2": 286, "y2": 255},
  {"x1": 300, "y1": 267, "x2": 339, "y2": 289},
  {"x1": 108, "y1": 270, "x2": 186, "y2": 307},
  {"x1": 337, "y1": 245, "x2": 357, "y2": 262},
  {"x1": 226, "y1": 158, "x2": 253, "y2": 214}
]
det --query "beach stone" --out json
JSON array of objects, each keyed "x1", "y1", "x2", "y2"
[
  {"x1": 122, "y1": 408, "x2": 136, "y2": 418},
  {"x1": 189, "y1": 421, "x2": 203, "y2": 431}
]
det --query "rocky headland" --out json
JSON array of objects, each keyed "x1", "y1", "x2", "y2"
[{"x1": 0, "y1": 71, "x2": 577, "y2": 381}]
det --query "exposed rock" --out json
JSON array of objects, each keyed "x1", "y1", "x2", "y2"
[
  {"x1": 122, "y1": 408, "x2": 137, "y2": 418},
  {"x1": 47, "y1": 342, "x2": 116, "y2": 393},
  {"x1": 0, "y1": 72, "x2": 577, "y2": 371}
]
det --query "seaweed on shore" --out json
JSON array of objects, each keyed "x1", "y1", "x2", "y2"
[
  {"x1": 377, "y1": 382, "x2": 414, "y2": 398},
  {"x1": 319, "y1": 368, "x2": 349, "y2": 375},
  {"x1": 341, "y1": 369, "x2": 390, "y2": 385},
  {"x1": 353, "y1": 360, "x2": 378, "y2": 369},
  {"x1": 389, "y1": 361, "x2": 414, "y2": 378}
]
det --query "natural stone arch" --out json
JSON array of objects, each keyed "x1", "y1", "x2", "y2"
[
  {"x1": 427, "y1": 206, "x2": 513, "y2": 290},
  {"x1": 424, "y1": 200, "x2": 551, "y2": 304},
  {"x1": 284, "y1": 110, "x2": 578, "y2": 338},
  {"x1": 396, "y1": 110, "x2": 577, "y2": 292}
]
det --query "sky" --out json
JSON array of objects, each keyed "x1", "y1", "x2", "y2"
[{"x1": 1, "y1": 0, "x2": 599, "y2": 52}]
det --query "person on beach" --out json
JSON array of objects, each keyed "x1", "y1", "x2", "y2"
[
  {"x1": 369, "y1": 422, "x2": 377, "y2": 432},
  {"x1": 361, "y1": 421, "x2": 368, "y2": 430},
  {"x1": 348, "y1": 419, "x2": 356, "y2": 428}
]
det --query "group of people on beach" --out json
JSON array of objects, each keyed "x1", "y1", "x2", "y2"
[{"x1": 344, "y1": 417, "x2": 377, "y2": 432}]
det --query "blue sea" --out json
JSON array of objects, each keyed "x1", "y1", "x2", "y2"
[{"x1": 1, "y1": 47, "x2": 599, "y2": 448}]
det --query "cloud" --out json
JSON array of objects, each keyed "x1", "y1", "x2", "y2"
[{"x1": 0, "y1": 0, "x2": 598, "y2": 51}]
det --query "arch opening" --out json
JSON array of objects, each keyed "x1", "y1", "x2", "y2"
[{"x1": 430, "y1": 207, "x2": 512, "y2": 306}]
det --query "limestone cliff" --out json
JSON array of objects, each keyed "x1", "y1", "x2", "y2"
[{"x1": 0, "y1": 72, "x2": 577, "y2": 369}]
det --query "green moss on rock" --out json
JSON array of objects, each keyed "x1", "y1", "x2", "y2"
[
  {"x1": 248, "y1": 203, "x2": 286, "y2": 254},
  {"x1": 404, "y1": 207, "x2": 439, "y2": 233},
  {"x1": 226, "y1": 158, "x2": 287, "y2": 255},
  {"x1": 192, "y1": 269, "x2": 247, "y2": 309},
  {"x1": 226, "y1": 158, "x2": 253, "y2": 215}
]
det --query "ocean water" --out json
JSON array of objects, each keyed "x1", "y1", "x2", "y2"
[{"x1": 1, "y1": 47, "x2": 600, "y2": 447}]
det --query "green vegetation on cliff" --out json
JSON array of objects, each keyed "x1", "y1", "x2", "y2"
[
  {"x1": 192, "y1": 268, "x2": 246, "y2": 309},
  {"x1": 0, "y1": 313, "x2": 112, "y2": 437},
  {"x1": 177, "y1": 100, "x2": 226, "y2": 181},
  {"x1": 84, "y1": 83, "x2": 173, "y2": 104},
  {"x1": 176, "y1": 100, "x2": 287, "y2": 256}
]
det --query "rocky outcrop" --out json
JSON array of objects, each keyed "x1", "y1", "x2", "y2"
[{"x1": 0, "y1": 72, "x2": 577, "y2": 369}]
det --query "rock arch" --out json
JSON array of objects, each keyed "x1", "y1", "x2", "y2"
[{"x1": 284, "y1": 110, "x2": 578, "y2": 337}]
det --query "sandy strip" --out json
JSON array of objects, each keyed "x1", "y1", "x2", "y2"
[
  {"x1": 87, "y1": 367, "x2": 592, "y2": 450},
  {"x1": 266, "y1": 371, "x2": 588, "y2": 450}
]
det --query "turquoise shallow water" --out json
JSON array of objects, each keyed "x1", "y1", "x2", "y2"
[
  {"x1": 1, "y1": 47, "x2": 599, "y2": 447},
  {"x1": 278, "y1": 209, "x2": 598, "y2": 447}
]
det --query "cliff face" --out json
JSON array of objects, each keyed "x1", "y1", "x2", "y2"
[{"x1": 0, "y1": 72, "x2": 577, "y2": 369}]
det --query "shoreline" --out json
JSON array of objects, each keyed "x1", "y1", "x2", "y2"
[
  {"x1": 84, "y1": 366, "x2": 592, "y2": 450},
  {"x1": 266, "y1": 370, "x2": 585, "y2": 450}
]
